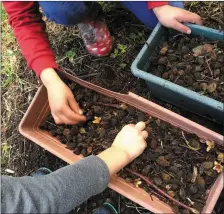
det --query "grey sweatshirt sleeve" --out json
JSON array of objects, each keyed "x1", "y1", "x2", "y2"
[{"x1": 1, "y1": 155, "x2": 110, "y2": 214}]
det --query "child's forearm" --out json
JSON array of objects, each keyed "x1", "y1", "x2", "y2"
[
  {"x1": 97, "y1": 147, "x2": 130, "y2": 176},
  {"x1": 40, "y1": 68, "x2": 62, "y2": 88},
  {"x1": 1, "y1": 156, "x2": 110, "y2": 214}
]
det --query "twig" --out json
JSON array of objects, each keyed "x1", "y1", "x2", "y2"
[
  {"x1": 78, "y1": 72, "x2": 99, "y2": 79},
  {"x1": 205, "y1": 55, "x2": 213, "y2": 76},
  {"x1": 46, "y1": 121, "x2": 57, "y2": 127},
  {"x1": 126, "y1": 168, "x2": 199, "y2": 214},
  {"x1": 62, "y1": 67, "x2": 76, "y2": 75},
  {"x1": 181, "y1": 131, "x2": 200, "y2": 151},
  {"x1": 174, "y1": 76, "x2": 180, "y2": 84},
  {"x1": 125, "y1": 203, "x2": 148, "y2": 214},
  {"x1": 62, "y1": 67, "x2": 99, "y2": 79},
  {"x1": 118, "y1": 194, "x2": 121, "y2": 214},
  {"x1": 209, "y1": 16, "x2": 224, "y2": 26},
  {"x1": 195, "y1": 79, "x2": 209, "y2": 83}
]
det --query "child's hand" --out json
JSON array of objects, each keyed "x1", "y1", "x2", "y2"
[
  {"x1": 153, "y1": 5, "x2": 202, "y2": 34},
  {"x1": 111, "y1": 122, "x2": 148, "y2": 160},
  {"x1": 40, "y1": 68, "x2": 86, "y2": 124},
  {"x1": 98, "y1": 122, "x2": 148, "y2": 175}
]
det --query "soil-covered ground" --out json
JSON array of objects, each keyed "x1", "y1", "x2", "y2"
[{"x1": 1, "y1": 2, "x2": 224, "y2": 214}]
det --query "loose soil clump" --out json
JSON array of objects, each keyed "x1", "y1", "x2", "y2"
[
  {"x1": 41, "y1": 82, "x2": 224, "y2": 214},
  {"x1": 149, "y1": 35, "x2": 224, "y2": 103}
]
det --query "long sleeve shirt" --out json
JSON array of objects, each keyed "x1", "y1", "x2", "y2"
[
  {"x1": 1, "y1": 156, "x2": 110, "y2": 214},
  {"x1": 3, "y1": 1, "x2": 167, "y2": 76}
]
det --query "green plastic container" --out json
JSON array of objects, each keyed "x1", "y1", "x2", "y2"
[{"x1": 131, "y1": 23, "x2": 224, "y2": 124}]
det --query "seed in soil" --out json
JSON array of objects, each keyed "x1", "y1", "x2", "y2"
[
  {"x1": 153, "y1": 177, "x2": 162, "y2": 186},
  {"x1": 142, "y1": 165, "x2": 151, "y2": 175},
  {"x1": 150, "y1": 138, "x2": 157, "y2": 149},
  {"x1": 157, "y1": 156, "x2": 170, "y2": 167},
  {"x1": 196, "y1": 177, "x2": 205, "y2": 190},
  {"x1": 179, "y1": 187, "x2": 186, "y2": 200},
  {"x1": 201, "y1": 161, "x2": 214, "y2": 169},
  {"x1": 189, "y1": 184, "x2": 198, "y2": 195},
  {"x1": 161, "y1": 173, "x2": 170, "y2": 181}
]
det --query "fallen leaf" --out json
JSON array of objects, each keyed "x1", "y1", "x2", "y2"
[
  {"x1": 217, "y1": 152, "x2": 224, "y2": 163},
  {"x1": 79, "y1": 128, "x2": 87, "y2": 134},
  {"x1": 167, "y1": 190, "x2": 175, "y2": 197},
  {"x1": 213, "y1": 161, "x2": 223, "y2": 173},
  {"x1": 206, "y1": 140, "x2": 215, "y2": 152},
  {"x1": 192, "y1": 45, "x2": 203, "y2": 56},
  {"x1": 165, "y1": 184, "x2": 172, "y2": 190},
  {"x1": 207, "y1": 82, "x2": 217, "y2": 93},
  {"x1": 92, "y1": 116, "x2": 101, "y2": 124},
  {"x1": 120, "y1": 103, "x2": 128, "y2": 110},
  {"x1": 203, "y1": 44, "x2": 213, "y2": 53},
  {"x1": 200, "y1": 82, "x2": 208, "y2": 91},
  {"x1": 133, "y1": 178, "x2": 142, "y2": 188},
  {"x1": 193, "y1": 44, "x2": 213, "y2": 57},
  {"x1": 5, "y1": 169, "x2": 15, "y2": 174},
  {"x1": 160, "y1": 41, "x2": 168, "y2": 55}
]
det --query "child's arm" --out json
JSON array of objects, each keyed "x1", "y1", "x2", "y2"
[
  {"x1": 3, "y1": 2, "x2": 85, "y2": 125},
  {"x1": 1, "y1": 122, "x2": 148, "y2": 214},
  {"x1": 3, "y1": 2, "x2": 57, "y2": 76}
]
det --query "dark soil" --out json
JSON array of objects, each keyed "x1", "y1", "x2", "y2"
[
  {"x1": 185, "y1": 1, "x2": 224, "y2": 30},
  {"x1": 41, "y1": 81, "x2": 224, "y2": 214},
  {"x1": 149, "y1": 35, "x2": 224, "y2": 103},
  {"x1": 70, "y1": 188, "x2": 152, "y2": 214}
]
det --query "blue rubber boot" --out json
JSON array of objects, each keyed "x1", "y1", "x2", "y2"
[
  {"x1": 93, "y1": 202, "x2": 118, "y2": 214},
  {"x1": 32, "y1": 167, "x2": 52, "y2": 177}
]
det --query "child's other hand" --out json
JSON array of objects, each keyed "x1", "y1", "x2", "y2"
[
  {"x1": 111, "y1": 122, "x2": 148, "y2": 160},
  {"x1": 40, "y1": 68, "x2": 86, "y2": 124},
  {"x1": 153, "y1": 5, "x2": 202, "y2": 34}
]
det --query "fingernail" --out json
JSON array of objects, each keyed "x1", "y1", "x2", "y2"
[
  {"x1": 187, "y1": 29, "x2": 191, "y2": 34},
  {"x1": 79, "y1": 110, "x2": 83, "y2": 115}
]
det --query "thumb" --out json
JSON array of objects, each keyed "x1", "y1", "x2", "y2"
[
  {"x1": 173, "y1": 20, "x2": 191, "y2": 34},
  {"x1": 68, "y1": 96, "x2": 83, "y2": 115}
]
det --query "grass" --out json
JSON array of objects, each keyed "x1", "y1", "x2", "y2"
[
  {"x1": 1, "y1": 3, "x2": 19, "y2": 88},
  {"x1": 1, "y1": 3, "x2": 7, "y2": 21},
  {"x1": 1, "y1": 3, "x2": 39, "y2": 174}
]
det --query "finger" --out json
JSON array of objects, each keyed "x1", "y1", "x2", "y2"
[
  {"x1": 52, "y1": 114, "x2": 63, "y2": 124},
  {"x1": 63, "y1": 106, "x2": 86, "y2": 123},
  {"x1": 68, "y1": 96, "x2": 83, "y2": 115},
  {"x1": 141, "y1": 130, "x2": 148, "y2": 139},
  {"x1": 59, "y1": 115, "x2": 77, "y2": 125},
  {"x1": 135, "y1": 121, "x2": 146, "y2": 131},
  {"x1": 173, "y1": 20, "x2": 191, "y2": 34},
  {"x1": 127, "y1": 124, "x2": 135, "y2": 127},
  {"x1": 179, "y1": 11, "x2": 202, "y2": 25}
]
